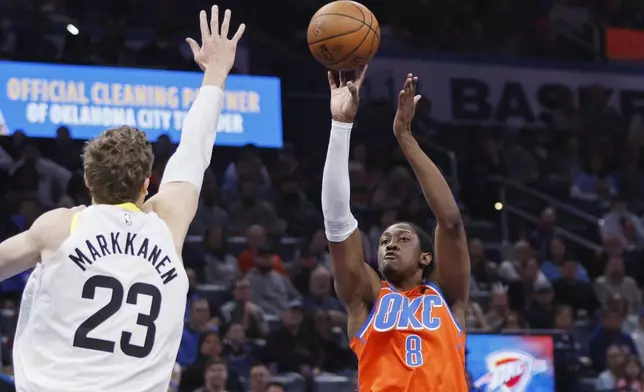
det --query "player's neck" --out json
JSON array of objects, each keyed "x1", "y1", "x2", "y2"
[{"x1": 387, "y1": 280, "x2": 423, "y2": 292}]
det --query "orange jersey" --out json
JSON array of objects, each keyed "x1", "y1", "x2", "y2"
[{"x1": 351, "y1": 282, "x2": 467, "y2": 392}]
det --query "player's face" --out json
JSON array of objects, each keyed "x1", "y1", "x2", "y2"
[{"x1": 378, "y1": 223, "x2": 422, "y2": 283}]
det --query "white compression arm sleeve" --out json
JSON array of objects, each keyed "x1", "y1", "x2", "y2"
[
  {"x1": 321, "y1": 120, "x2": 359, "y2": 242},
  {"x1": 161, "y1": 85, "x2": 224, "y2": 191}
]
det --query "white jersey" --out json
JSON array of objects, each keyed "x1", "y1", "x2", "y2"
[{"x1": 13, "y1": 204, "x2": 188, "y2": 392}]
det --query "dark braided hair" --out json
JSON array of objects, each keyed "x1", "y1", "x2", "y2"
[{"x1": 401, "y1": 222, "x2": 435, "y2": 282}]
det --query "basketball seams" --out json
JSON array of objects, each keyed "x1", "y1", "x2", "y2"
[
  {"x1": 310, "y1": 13, "x2": 379, "y2": 35},
  {"x1": 349, "y1": 1, "x2": 367, "y2": 22},
  {"x1": 327, "y1": 23, "x2": 372, "y2": 67},
  {"x1": 307, "y1": 17, "x2": 365, "y2": 46}
]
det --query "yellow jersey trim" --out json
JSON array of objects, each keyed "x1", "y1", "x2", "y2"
[{"x1": 69, "y1": 203, "x2": 141, "y2": 234}]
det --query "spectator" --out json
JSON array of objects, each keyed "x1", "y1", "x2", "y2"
[
  {"x1": 9, "y1": 144, "x2": 72, "y2": 208},
  {"x1": 203, "y1": 227, "x2": 239, "y2": 289},
  {"x1": 228, "y1": 181, "x2": 283, "y2": 236},
  {"x1": 552, "y1": 259, "x2": 599, "y2": 315},
  {"x1": 306, "y1": 229, "x2": 331, "y2": 269},
  {"x1": 530, "y1": 207, "x2": 557, "y2": 255},
  {"x1": 247, "y1": 246, "x2": 301, "y2": 317},
  {"x1": 181, "y1": 332, "x2": 224, "y2": 392},
  {"x1": 500, "y1": 311, "x2": 529, "y2": 331},
  {"x1": 192, "y1": 358, "x2": 231, "y2": 392},
  {"x1": 223, "y1": 323, "x2": 256, "y2": 379},
  {"x1": 248, "y1": 364, "x2": 272, "y2": 392},
  {"x1": 264, "y1": 383, "x2": 287, "y2": 392},
  {"x1": 348, "y1": 162, "x2": 374, "y2": 211},
  {"x1": 616, "y1": 356, "x2": 644, "y2": 392},
  {"x1": 371, "y1": 166, "x2": 415, "y2": 211},
  {"x1": 590, "y1": 309, "x2": 639, "y2": 373},
  {"x1": 219, "y1": 278, "x2": 269, "y2": 339},
  {"x1": 237, "y1": 225, "x2": 287, "y2": 275},
  {"x1": 190, "y1": 179, "x2": 228, "y2": 236},
  {"x1": 289, "y1": 249, "x2": 321, "y2": 296},
  {"x1": 185, "y1": 268, "x2": 203, "y2": 319},
  {"x1": 302, "y1": 267, "x2": 345, "y2": 326},
  {"x1": 499, "y1": 240, "x2": 531, "y2": 282},
  {"x1": 178, "y1": 298, "x2": 219, "y2": 367},
  {"x1": 485, "y1": 285, "x2": 511, "y2": 331},
  {"x1": 263, "y1": 302, "x2": 321, "y2": 374},
  {"x1": 601, "y1": 198, "x2": 644, "y2": 249},
  {"x1": 466, "y1": 300, "x2": 490, "y2": 331},
  {"x1": 553, "y1": 305, "x2": 582, "y2": 391},
  {"x1": 595, "y1": 345, "x2": 625, "y2": 391},
  {"x1": 541, "y1": 237, "x2": 589, "y2": 282},
  {"x1": 594, "y1": 256, "x2": 642, "y2": 315},
  {"x1": 632, "y1": 311, "x2": 644, "y2": 366},
  {"x1": 222, "y1": 150, "x2": 271, "y2": 204},
  {"x1": 468, "y1": 238, "x2": 497, "y2": 291},
  {"x1": 310, "y1": 309, "x2": 352, "y2": 372},
  {"x1": 273, "y1": 175, "x2": 321, "y2": 237},
  {"x1": 507, "y1": 258, "x2": 543, "y2": 311},
  {"x1": 570, "y1": 153, "x2": 617, "y2": 208},
  {"x1": 525, "y1": 280, "x2": 556, "y2": 329}
]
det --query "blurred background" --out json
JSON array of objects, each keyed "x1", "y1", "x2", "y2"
[{"x1": 2, "y1": 0, "x2": 644, "y2": 391}]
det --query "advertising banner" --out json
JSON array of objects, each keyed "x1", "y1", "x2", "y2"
[
  {"x1": 366, "y1": 57, "x2": 644, "y2": 125},
  {"x1": 0, "y1": 61, "x2": 283, "y2": 147},
  {"x1": 467, "y1": 334, "x2": 555, "y2": 392}
]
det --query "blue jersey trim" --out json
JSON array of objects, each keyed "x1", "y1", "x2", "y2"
[{"x1": 355, "y1": 300, "x2": 378, "y2": 343}]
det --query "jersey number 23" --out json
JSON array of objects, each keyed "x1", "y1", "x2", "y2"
[{"x1": 73, "y1": 275, "x2": 161, "y2": 359}]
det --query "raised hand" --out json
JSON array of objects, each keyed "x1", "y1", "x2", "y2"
[
  {"x1": 329, "y1": 66, "x2": 368, "y2": 124},
  {"x1": 186, "y1": 5, "x2": 245, "y2": 74},
  {"x1": 393, "y1": 73, "x2": 422, "y2": 137}
]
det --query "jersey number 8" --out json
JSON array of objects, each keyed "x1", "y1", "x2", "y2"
[
  {"x1": 73, "y1": 275, "x2": 161, "y2": 359},
  {"x1": 405, "y1": 334, "x2": 423, "y2": 367}
]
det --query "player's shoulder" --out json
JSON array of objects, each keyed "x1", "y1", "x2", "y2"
[
  {"x1": 31, "y1": 206, "x2": 86, "y2": 243},
  {"x1": 34, "y1": 206, "x2": 85, "y2": 230}
]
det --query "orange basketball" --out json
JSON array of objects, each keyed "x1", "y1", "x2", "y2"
[{"x1": 307, "y1": 1, "x2": 380, "y2": 71}]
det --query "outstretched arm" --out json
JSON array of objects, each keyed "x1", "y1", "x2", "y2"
[
  {"x1": 393, "y1": 74, "x2": 470, "y2": 305},
  {"x1": 323, "y1": 68, "x2": 380, "y2": 309},
  {"x1": 145, "y1": 6, "x2": 245, "y2": 251}
]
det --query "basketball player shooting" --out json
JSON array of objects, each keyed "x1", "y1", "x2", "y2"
[
  {"x1": 0, "y1": 6, "x2": 244, "y2": 392},
  {"x1": 322, "y1": 68, "x2": 471, "y2": 391}
]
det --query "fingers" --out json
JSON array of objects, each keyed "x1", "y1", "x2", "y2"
[
  {"x1": 327, "y1": 71, "x2": 337, "y2": 89},
  {"x1": 339, "y1": 71, "x2": 347, "y2": 87},
  {"x1": 354, "y1": 64, "x2": 369, "y2": 88},
  {"x1": 186, "y1": 37, "x2": 200, "y2": 56},
  {"x1": 401, "y1": 74, "x2": 419, "y2": 98},
  {"x1": 413, "y1": 95, "x2": 422, "y2": 106},
  {"x1": 200, "y1": 10, "x2": 210, "y2": 42},
  {"x1": 210, "y1": 5, "x2": 219, "y2": 37},
  {"x1": 221, "y1": 9, "x2": 231, "y2": 38},
  {"x1": 232, "y1": 23, "x2": 246, "y2": 43},
  {"x1": 347, "y1": 81, "x2": 359, "y2": 101}
]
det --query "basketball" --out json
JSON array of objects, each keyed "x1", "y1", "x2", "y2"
[{"x1": 307, "y1": 1, "x2": 380, "y2": 71}]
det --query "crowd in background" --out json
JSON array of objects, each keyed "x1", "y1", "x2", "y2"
[{"x1": 2, "y1": 0, "x2": 644, "y2": 391}]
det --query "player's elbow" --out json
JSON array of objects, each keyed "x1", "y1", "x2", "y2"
[{"x1": 437, "y1": 214, "x2": 464, "y2": 235}]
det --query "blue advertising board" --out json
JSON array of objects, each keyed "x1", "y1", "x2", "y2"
[
  {"x1": 0, "y1": 61, "x2": 283, "y2": 147},
  {"x1": 467, "y1": 334, "x2": 555, "y2": 392}
]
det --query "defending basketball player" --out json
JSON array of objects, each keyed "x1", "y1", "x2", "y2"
[
  {"x1": 322, "y1": 68, "x2": 470, "y2": 391},
  {"x1": 0, "y1": 6, "x2": 244, "y2": 392}
]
